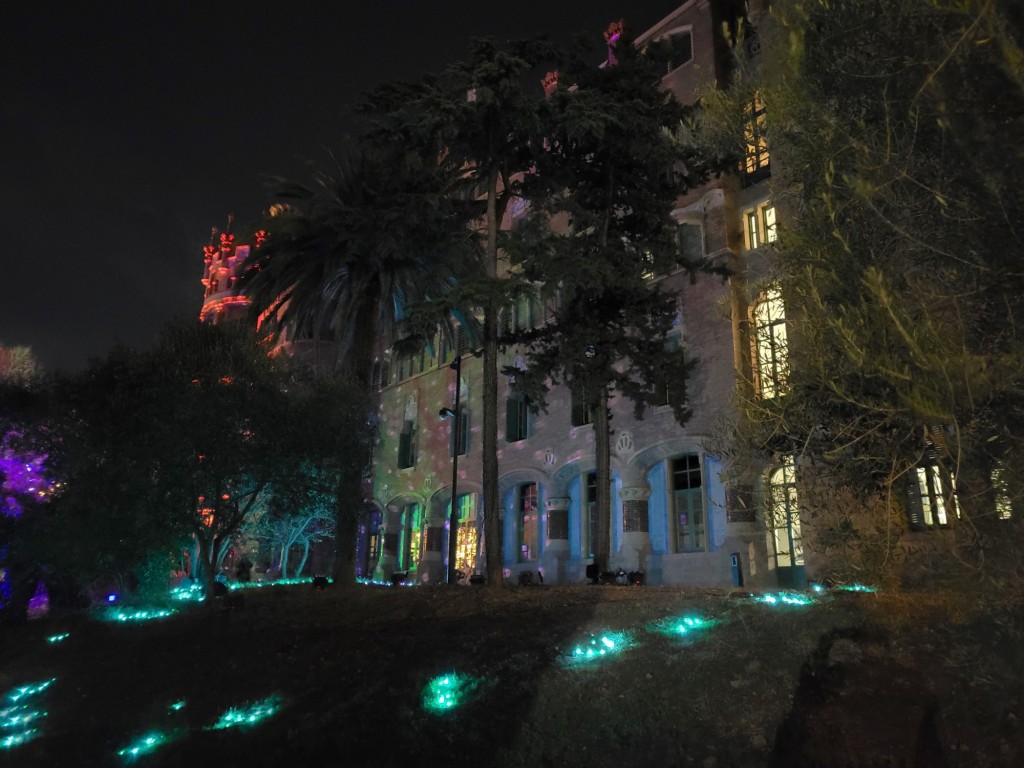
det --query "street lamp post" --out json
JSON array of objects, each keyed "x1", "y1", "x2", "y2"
[{"x1": 442, "y1": 356, "x2": 462, "y2": 585}]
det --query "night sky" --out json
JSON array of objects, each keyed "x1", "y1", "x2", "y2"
[{"x1": 2, "y1": 2, "x2": 667, "y2": 374}]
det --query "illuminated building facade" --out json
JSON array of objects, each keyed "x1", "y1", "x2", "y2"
[{"x1": 366, "y1": 1, "x2": 805, "y2": 589}]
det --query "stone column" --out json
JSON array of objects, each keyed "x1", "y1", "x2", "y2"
[
  {"x1": 540, "y1": 497, "x2": 570, "y2": 584},
  {"x1": 616, "y1": 486, "x2": 652, "y2": 574}
]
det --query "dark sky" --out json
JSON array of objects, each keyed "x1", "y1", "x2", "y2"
[{"x1": 2, "y1": 2, "x2": 668, "y2": 374}]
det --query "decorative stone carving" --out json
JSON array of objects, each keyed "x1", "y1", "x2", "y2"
[{"x1": 614, "y1": 431, "x2": 634, "y2": 456}]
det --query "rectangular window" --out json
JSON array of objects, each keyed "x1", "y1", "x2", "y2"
[
  {"x1": 371, "y1": 359, "x2": 391, "y2": 390},
  {"x1": 449, "y1": 409, "x2": 470, "y2": 457},
  {"x1": 519, "y1": 483, "x2": 539, "y2": 562},
  {"x1": 908, "y1": 463, "x2": 959, "y2": 529},
  {"x1": 753, "y1": 287, "x2": 789, "y2": 399},
  {"x1": 677, "y1": 222, "x2": 703, "y2": 261},
  {"x1": 743, "y1": 92, "x2": 769, "y2": 177},
  {"x1": 571, "y1": 391, "x2": 593, "y2": 427},
  {"x1": 745, "y1": 202, "x2": 776, "y2": 250},
  {"x1": 763, "y1": 206, "x2": 777, "y2": 243},
  {"x1": 666, "y1": 29, "x2": 693, "y2": 72},
  {"x1": 400, "y1": 503, "x2": 423, "y2": 572},
  {"x1": 506, "y1": 393, "x2": 530, "y2": 442},
  {"x1": 654, "y1": 334, "x2": 683, "y2": 407},
  {"x1": 673, "y1": 455, "x2": 705, "y2": 552},
  {"x1": 398, "y1": 420, "x2": 416, "y2": 469},
  {"x1": 448, "y1": 494, "x2": 478, "y2": 574}
]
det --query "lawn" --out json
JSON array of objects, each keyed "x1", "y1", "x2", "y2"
[{"x1": 1, "y1": 582, "x2": 1021, "y2": 767}]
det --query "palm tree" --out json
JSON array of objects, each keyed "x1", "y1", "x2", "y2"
[{"x1": 238, "y1": 142, "x2": 477, "y2": 584}]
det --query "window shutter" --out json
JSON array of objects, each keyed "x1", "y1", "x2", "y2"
[{"x1": 506, "y1": 397, "x2": 518, "y2": 441}]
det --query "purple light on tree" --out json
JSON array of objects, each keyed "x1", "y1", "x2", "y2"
[{"x1": 1, "y1": 430, "x2": 54, "y2": 518}]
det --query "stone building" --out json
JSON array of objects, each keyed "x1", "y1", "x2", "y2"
[{"x1": 365, "y1": 1, "x2": 804, "y2": 589}]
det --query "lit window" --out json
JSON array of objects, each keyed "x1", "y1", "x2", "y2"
[
  {"x1": 743, "y1": 92, "x2": 769, "y2": 176},
  {"x1": 752, "y1": 287, "x2": 789, "y2": 399},
  {"x1": 673, "y1": 455, "x2": 704, "y2": 552},
  {"x1": 767, "y1": 456, "x2": 803, "y2": 568},
  {"x1": 745, "y1": 202, "x2": 777, "y2": 250},
  {"x1": 519, "y1": 483, "x2": 539, "y2": 562},
  {"x1": 908, "y1": 459, "x2": 959, "y2": 529},
  {"x1": 452, "y1": 494, "x2": 477, "y2": 573}
]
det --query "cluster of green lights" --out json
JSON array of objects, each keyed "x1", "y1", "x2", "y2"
[
  {"x1": 228, "y1": 576, "x2": 332, "y2": 590},
  {"x1": 209, "y1": 696, "x2": 282, "y2": 730},
  {"x1": 46, "y1": 633, "x2": 70, "y2": 644},
  {"x1": 169, "y1": 583, "x2": 205, "y2": 602},
  {"x1": 422, "y1": 674, "x2": 478, "y2": 714},
  {"x1": 100, "y1": 607, "x2": 177, "y2": 623},
  {"x1": 356, "y1": 577, "x2": 415, "y2": 588},
  {"x1": 1, "y1": 679, "x2": 54, "y2": 751},
  {"x1": 835, "y1": 583, "x2": 877, "y2": 593},
  {"x1": 756, "y1": 592, "x2": 815, "y2": 607},
  {"x1": 650, "y1": 614, "x2": 716, "y2": 638},
  {"x1": 563, "y1": 631, "x2": 634, "y2": 668},
  {"x1": 117, "y1": 731, "x2": 175, "y2": 761},
  {"x1": 168, "y1": 700, "x2": 186, "y2": 713}
]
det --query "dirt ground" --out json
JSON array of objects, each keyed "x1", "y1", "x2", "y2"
[{"x1": 1, "y1": 584, "x2": 1021, "y2": 767}]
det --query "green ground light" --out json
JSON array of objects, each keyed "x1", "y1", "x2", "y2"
[
  {"x1": 46, "y1": 632, "x2": 70, "y2": 644},
  {"x1": 1, "y1": 679, "x2": 55, "y2": 751},
  {"x1": 649, "y1": 614, "x2": 717, "y2": 638},
  {"x1": 117, "y1": 731, "x2": 176, "y2": 761},
  {"x1": 99, "y1": 607, "x2": 177, "y2": 623},
  {"x1": 210, "y1": 696, "x2": 282, "y2": 730},
  {"x1": 756, "y1": 592, "x2": 816, "y2": 607},
  {"x1": 421, "y1": 674, "x2": 479, "y2": 714},
  {"x1": 562, "y1": 631, "x2": 635, "y2": 668},
  {"x1": 835, "y1": 583, "x2": 877, "y2": 593}
]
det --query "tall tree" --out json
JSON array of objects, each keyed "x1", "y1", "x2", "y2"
[
  {"x1": 362, "y1": 38, "x2": 555, "y2": 586},
  {"x1": 507, "y1": 30, "x2": 702, "y2": 573},
  {"x1": 702, "y1": 0, "x2": 1024, "y2": 585},
  {"x1": 47, "y1": 321, "x2": 372, "y2": 596},
  {"x1": 238, "y1": 143, "x2": 473, "y2": 584}
]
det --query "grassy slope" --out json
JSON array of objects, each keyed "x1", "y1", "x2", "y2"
[{"x1": 1, "y1": 585, "x2": 1021, "y2": 767}]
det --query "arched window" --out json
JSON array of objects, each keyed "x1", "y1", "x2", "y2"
[
  {"x1": 752, "y1": 287, "x2": 789, "y2": 399},
  {"x1": 767, "y1": 456, "x2": 803, "y2": 569}
]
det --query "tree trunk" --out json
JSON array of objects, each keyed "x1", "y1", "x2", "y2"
[
  {"x1": 280, "y1": 542, "x2": 291, "y2": 580},
  {"x1": 197, "y1": 534, "x2": 216, "y2": 597},
  {"x1": 294, "y1": 538, "x2": 311, "y2": 578},
  {"x1": 483, "y1": 166, "x2": 503, "y2": 587},
  {"x1": 593, "y1": 390, "x2": 613, "y2": 574}
]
